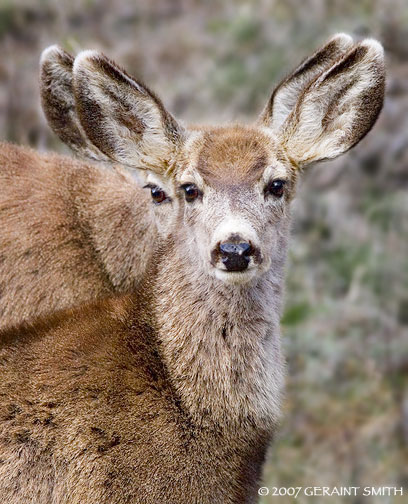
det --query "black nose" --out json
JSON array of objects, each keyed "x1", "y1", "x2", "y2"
[{"x1": 219, "y1": 242, "x2": 252, "y2": 272}]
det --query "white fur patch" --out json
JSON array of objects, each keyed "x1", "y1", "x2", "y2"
[
  {"x1": 214, "y1": 267, "x2": 258, "y2": 285},
  {"x1": 262, "y1": 164, "x2": 289, "y2": 184},
  {"x1": 40, "y1": 44, "x2": 62, "y2": 66},
  {"x1": 211, "y1": 214, "x2": 259, "y2": 249},
  {"x1": 146, "y1": 172, "x2": 175, "y2": 198}
]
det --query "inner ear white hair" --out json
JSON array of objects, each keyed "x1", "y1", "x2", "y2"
[
  {"x1": 72, "y1": 50, "x2": 185, "y2": 175},
  {"x1": 260, "y1": 33, "x2": 354, "y2": 131},
  {"x1": 260, "y1": 36, "x2": 385, "y2": 168},
  {"x1": 279, "y1": 38, "x2": 385, "y2": 166}
]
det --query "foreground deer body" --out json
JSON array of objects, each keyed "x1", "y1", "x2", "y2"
[{"x1": 0, "y1": 35, "x2": 384, "y2": 503}]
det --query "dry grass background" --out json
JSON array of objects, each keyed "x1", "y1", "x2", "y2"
[{"x1": 0, "y1": 1, "x2": 407, "y2": 502}]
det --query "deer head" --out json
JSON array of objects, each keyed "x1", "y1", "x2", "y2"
[{"x1": 42, "y1": 34, "x2": 385, "y2": 286}]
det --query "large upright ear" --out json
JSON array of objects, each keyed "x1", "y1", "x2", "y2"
[
  {"x1": 40, "y1": 45, "x2": 110, "y2": 162},
  {"x1": 72, "y1": 51, "x2": 184, "y2": 174},
  {"x1": 260, "y1": 33, "x2": 354, "y2": 131},
  {"x1": 274, "y1": 39, "x2": 385, "y2": 167}
]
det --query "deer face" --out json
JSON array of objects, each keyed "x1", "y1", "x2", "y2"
[
  {"x1": 143, "y1": 126, "x2": 296, "y2": 284},
  {"x1": 47, "y1": 33, "x2": 384, "y2": 285}
]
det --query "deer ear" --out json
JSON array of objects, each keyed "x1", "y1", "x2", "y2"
[
  {"x1": 276, "y1": 39, "x2": 385, "y2": 167},
  {"x1": 40, "y1": 45, "x2": 110, "y2": 162},
  {"x1": 260, "y1": 33, "x2": 355, "y2": 131},
  {"x1": 72, "y1": 51, "x2": 184, "y2": 174}
]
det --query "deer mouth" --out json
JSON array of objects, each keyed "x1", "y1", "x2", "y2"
[{"x1": 213, "y1": 266, "x2": 258, "y2": 285}]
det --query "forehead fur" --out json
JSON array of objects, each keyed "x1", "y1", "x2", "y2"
[{"x1": 191, "y1": 126, "x2": 284, "y2": 186}]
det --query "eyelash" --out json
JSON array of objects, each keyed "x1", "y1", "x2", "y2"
[
  {"x1": 180, "y1": 183, "x2": 202, "y2": 203},
  {"x1": 143, "y1": 184, "x2": 171, "y2": 204},
  {"x1": 264, "y1": 179, "x2": 287, "y2": 198}
]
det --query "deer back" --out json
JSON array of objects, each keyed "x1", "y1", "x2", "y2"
[{"x1": 0, "y1": 142, "x2": 155, "y2": 329}]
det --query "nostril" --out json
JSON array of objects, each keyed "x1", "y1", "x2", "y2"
[
  {"x1": 239, "y1": 242, "x2": 252, "y2": 256},
  {"x1": 219, "y1": 242, "x2": 252, "y2": 257},
  {"x1": 220, "y1": 243, "x2": 237, "y2": 256}
]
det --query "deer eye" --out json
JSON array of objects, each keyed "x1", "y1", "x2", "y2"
[
  {"x1": 181, "y1": 184, "x2": 202, "y2": 203},
  {"x1": 264, "y1": 179, "x2": 286, "y2": 199},
  {"x1": 143, "y1": 184, "x2": 171, "y2": 204}
]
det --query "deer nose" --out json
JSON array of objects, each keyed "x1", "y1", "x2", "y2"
[{"x1": 219, "y1": 242, "x2": 252, "y2": 272}]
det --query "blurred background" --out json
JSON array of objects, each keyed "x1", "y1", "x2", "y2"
[{"x1": 0, "y1": 0, "x2": 407, "y2": 502}]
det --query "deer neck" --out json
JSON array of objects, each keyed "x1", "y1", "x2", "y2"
[
  {"x1": 152, "y1": 234, "x2": 288, "y2": 430},
  {"x1": 71, "y1": 166, "x2": 156, "y2": 291}
]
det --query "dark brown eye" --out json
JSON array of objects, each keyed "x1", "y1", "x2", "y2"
[
  {"x1": 181, "y1": 184, "x2": 201, "y2": 203},
  {"x1": 143, "y1": 184, "x2": 169, "y2": 204},
  {"x1": 265, "y1": 179, "x2": 286, "y2": 198}
]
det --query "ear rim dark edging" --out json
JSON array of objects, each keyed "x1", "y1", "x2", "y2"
[
  {"x1": 259, "y1": 33, "x2": 355, "y2": 130},
  {"x1": 277, "y1": 38, "x2": 385, "y2": 167},
  {"x1": 72, "y1": 50, "x2": 184, "y2": 171},
  {"x1": 40, "y1": 45, "x2": 112, "y2": 162}
]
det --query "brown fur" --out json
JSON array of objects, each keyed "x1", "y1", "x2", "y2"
[
  {"x1": 0, "y1": 242, "x2": 277, "y2": 503},
  {"x1": 196, "y1": 126, "x2": 272, "y2": 185},
  {"x1": 0, "y1": 34, "x2": 385, "y2": 503},
  {"x1": 0, "y1": 142, "x2": 154, "y2": 329}
]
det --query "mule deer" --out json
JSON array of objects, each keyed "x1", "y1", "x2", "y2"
[
  {"x1": 0, "y1": 35, "x2": 385, "y2": 503},
  {"x1": 0, "y1": 48, "x2": 157, "y2": 329}
]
